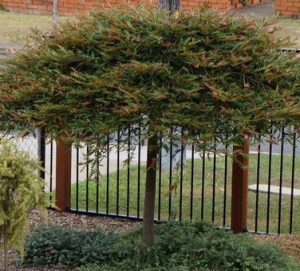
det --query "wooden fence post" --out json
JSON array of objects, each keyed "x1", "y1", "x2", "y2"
[
  {"x1": 231, "y1": 135, "x2": 250, "y2": 233},
  {"x1": 56, "y1": 140, "x2": 72, "y2": 211}
]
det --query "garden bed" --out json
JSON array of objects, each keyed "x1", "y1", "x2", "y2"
[
  {"x1": 3, "y1": 210, "x2": 139, "y2": 270},
  {"x1": 3, "y1": 209, "x2": 300, "y2": 270}
]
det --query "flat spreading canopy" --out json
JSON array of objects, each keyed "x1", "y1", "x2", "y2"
[{"x1": 0, "y1": 7, "x2": 299, "y2": 151}]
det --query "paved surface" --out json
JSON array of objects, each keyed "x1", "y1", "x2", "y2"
[
  {"x1": 249, "y1": 184, "x2": 300, "y2": 196},
  {"x1": 236, "y1": 0, "x2": 275, "y2": 17}
]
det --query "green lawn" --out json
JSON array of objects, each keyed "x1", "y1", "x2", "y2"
[
  {"x1": 276, "y1": 17, "x2": 300, "y2": 47},
  {"x1": 0, "y1": 11, "x2": 68, "y2": 45},
  {"x1": 0, "y1": 10, "x2": 299, "y2": 47},
  {"x1": 66, "y1": 153, "x2": 300, "y2": 234}
]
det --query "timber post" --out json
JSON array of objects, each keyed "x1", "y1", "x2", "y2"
[
  {"x1": 231, "y1": 135, "x2": 250, "y2": 233},
  {"x1": 55, "y1": 140, "x2": 72, "y2": 211}
]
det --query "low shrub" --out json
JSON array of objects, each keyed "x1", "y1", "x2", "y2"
[
  {"x1": 24, "y1": 222, "x2": 300, "y2": 271},
  {"x1": 24, "y1": 225, "x2": 119, "y2": 266}
]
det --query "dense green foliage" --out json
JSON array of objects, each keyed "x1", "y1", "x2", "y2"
[
  {"x1": 0, "y1": 139, "x2": 46, "y2": 270},
  {"x1": 0, "y1": 7, "x2": 299, "y2": 154},
  {"x1": 24, "y1": 222, "x2": 300, "y2": 271},
  {"x1": 25, "y1": 225, "x2": 119, "y2": 266}
]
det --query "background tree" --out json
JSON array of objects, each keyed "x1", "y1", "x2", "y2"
[{"x1": 0, "y1": 7, "x2": 299, "y2": 247}]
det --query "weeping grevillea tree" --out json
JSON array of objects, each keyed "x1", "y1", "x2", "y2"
[{"x1": 0, "y1": 7, "x2": 300, "y2": 247}]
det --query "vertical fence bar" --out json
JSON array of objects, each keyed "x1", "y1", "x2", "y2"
[
  {"x1": 127, "y1": 125, "x2": 131, "y2": 217},
  {"x1": 266, "y1": 127, "x2": 273, "y2": 234},
  {"x1": 212, "y1": 144, "x2": 216, "y2": 222},
  {"x1": 168, "y1": 127, "x2": 173, "y2": 220},
  {"x1": 223, "y1": 144, "x2": 228, "y2": 227},
  {"x1": 86, "y1": 146, "x2": 89, "y2": 212},
  {"x1": 116, "y1": 130, "x2": 120, "y2": 215},
  {"x1": 255, "y1": 137, "x2": 261, "y2": 233},
  {"x1": 56, "y1": 140, "x2": 72, "y2": 211},
  {"x1": 201, "y1": 150, "x2": 205, "y2": 220},
  {"x1": 96, "y1": 146, "x2": 100, "y2": 213},
  {"x1": 106, "y1": 135, "x2": 110, "y2": 214},
  {"x1": 289, "y1": 132, "x2": 296, "y2": 234},
  {"x1": 231, "y1": 135, "x2": 249, "y2": 233},
  {"x1": 49, "y1": 141, "x2": 53, "y2": 204},
  {"x1": 278, "y1": 127, "x2": 285, "y2": 234},
  {"x1": 38, "y1": 129, "x2": 46, "y2": 180},
  {"x1": 158, "y1": 136, "x2": 162, "y2": 220},
  {"x1": 190, "y1": 145, "x2": 194, "y2": 221},
  {"x1": 137, "y1": 125, "x2": 141, "y2": 219},
  {"x1": 76, "y1": 147, "x2": 79, "y2": 211},
  {"x1": 179, "y1": 141, "x2": 184, "y2": 221}
]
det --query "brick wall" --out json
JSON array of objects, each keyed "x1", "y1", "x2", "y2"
[
  {"x1": 275, "y1": 0, "x2": 300, "y2": 16},
  {"x1": 0, "y1": 0, "x2": 265, "y2": 16}
]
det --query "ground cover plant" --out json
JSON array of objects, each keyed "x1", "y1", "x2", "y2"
[
  {"x1": 0, "y1": 7, "x2": 300, "y2": 247},
  {"x1": 24, "y1": 221, "x2": 300, "y2": 271},
  {"x1": 69, "y1": 152, "x2": 300, "y2": 233}
]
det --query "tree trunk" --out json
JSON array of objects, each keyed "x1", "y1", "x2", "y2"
[
  {"x1": 52, "y1": 0, "x2": 58, "y2": 30},
  {"x1": 158, "y1": 0, "x2": 181, "y2": 12},
  {"x1": 142, "y1": 0, "x2": 180, "y2": 248},
  {"x1": 142, "y1": 133, "x2": 159, "y2": 247}
]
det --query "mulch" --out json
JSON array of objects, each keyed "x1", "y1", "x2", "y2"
[{"x1": 253, "y1": 234, "x2": 300, "y2": 263}]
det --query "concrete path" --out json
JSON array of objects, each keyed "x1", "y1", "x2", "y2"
[
  {"x1": 249, "y1": 184, "x2": 300, "y2": 196},
  {"x1": 236, "y1": 0, "x2": 275, "y2": 17}
]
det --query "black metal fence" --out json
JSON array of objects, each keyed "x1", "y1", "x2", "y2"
[{"x1": 2, "y1": 126, "x2": 299, "y2": 235}]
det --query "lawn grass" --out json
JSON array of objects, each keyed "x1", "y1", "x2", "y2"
[
  {"x1": 0, "y1": 10, "x2": 68, "y2": 45},
  {"x1": 0, "y1": 10, "x2": 299, "y2": 47},
  {"x1": 68, "y1": 153, "x2": 300, "y2": 234},
  {"x1": 276, "y1": 17, "x2": 300, "y2": 47}
]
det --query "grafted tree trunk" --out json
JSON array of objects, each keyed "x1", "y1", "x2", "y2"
[
  {"x1": 142, "y1": 0, "x2": 181, "y2": 248},
  {"x1": 142, "y1": 133, "x2": 159, "y2": 247}
]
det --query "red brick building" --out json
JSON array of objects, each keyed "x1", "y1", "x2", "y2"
[
  {"x1": 0, "y1": 0, "x2": 298, "y2": 17},
  {"x1": 275, "y1": 0, "x2": 300, "y2": 17},
  {"x1": 0, "y1": 0, "x2": 266, "y2": 16}
]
